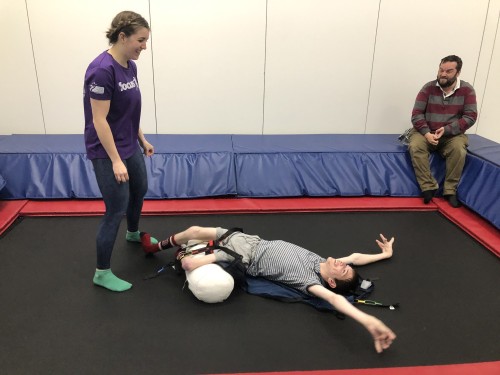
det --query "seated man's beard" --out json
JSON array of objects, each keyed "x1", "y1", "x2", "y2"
[{"x1": 439, "y1": 77, "x2": 456, "y2": 88}]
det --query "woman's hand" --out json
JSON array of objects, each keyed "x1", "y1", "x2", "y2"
[
  {"x1": 141, "y1": 140, "x2": 154, "y2": 157},
  {"x1": 112, "y1": 160, "x2": 129, "y2": 183}
]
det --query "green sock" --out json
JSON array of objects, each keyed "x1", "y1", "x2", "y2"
[
  {"x1": 93, "y1": 269, "x2": 132, "y2": 292},
  {"x1": 126, "y1": 230, "x2": 158, "y2": 244}
]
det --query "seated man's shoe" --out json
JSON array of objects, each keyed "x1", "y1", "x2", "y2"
[
  {"x1": 445, "y1": 194, "x2": 461, "y2": 208},
  {"x1": 422, "y1": 189, "x2": 436, "y2": 204}
]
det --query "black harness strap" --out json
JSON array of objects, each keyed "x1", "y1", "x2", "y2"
[
  {"x1": 185, "y1": 227, "x2": 247, "y2": 287},
  {"x1": 143, "y1": 228, "x2": 245, "y2": 281},
  {"x1": 203, "y1": 227, "x2": 244, "y2": 253}
]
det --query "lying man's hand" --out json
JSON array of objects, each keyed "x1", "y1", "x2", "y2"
[
  {"x1": 364, "y1": 315, "x2": 397, "y2": 353},
  {"x1": 375, "y1": 234, "x2": 394, "y2": 259}
]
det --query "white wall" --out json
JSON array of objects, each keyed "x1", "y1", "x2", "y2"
[
  {"x1": 151, "y1": 0, "x2": 266, "y2": 134},
  {"x1": 367, "y1": 0, "x2": 488, "y2": 134},
  {"x1": 264, "y1": 0, "x2": 379, "y2": 134},
  {"x1": 1, "y1": 0, "x2": 43, "y2": 134},
  {"x1": 0, "y1": 0, "x2": 499, "y2": 143},
  {"x1": 475, "y1": 0, "x2": 500, "y2": 141}
]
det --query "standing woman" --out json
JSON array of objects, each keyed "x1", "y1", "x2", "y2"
[{"x1": 83, "y1": 11, "x2": 157, "y2": 292}]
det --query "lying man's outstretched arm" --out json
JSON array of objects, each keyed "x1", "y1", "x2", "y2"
[
  {"x1": 308, "y1": 284, "x2": 396, "y2": 353},
  {"x1": 338, "y1": 234, "x2": 394, "y2": 266}
]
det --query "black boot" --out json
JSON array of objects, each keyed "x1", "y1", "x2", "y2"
[
  {"x1": 422, "y1": 189, "x2": 436, "y2": 204},
  {"x1": 445, "y1": 194, "x2": 461, "y2": 208}
]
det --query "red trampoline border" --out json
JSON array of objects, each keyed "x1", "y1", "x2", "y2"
[
  {"x1": 0, "y1": 197, "x2": 499, "y2": 375},
  {"x1": 1, "y1": 197, "x2": 498, "y2": 256},
  {"x1": 209, "y1": 360, "x2": 500, "y2": 375}
]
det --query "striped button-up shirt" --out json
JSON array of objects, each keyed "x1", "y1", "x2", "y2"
[
  {"x1": 247, "y1": 240, "x2": 325, "y2": 295},
  {"x1": 411, "y1": 79, "x2": 477, "y2": 136}
]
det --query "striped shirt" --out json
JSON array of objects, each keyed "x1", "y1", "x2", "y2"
[
  {"x1": 246, "y1": 240, "x2": 325, "y2": 295},
  {"x1": 411, "y1": 79, "x2": 477, "y2": 136}
]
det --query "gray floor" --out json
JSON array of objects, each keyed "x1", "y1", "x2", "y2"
[{"x1": 1, "y1": 212, "x2": 499, "y2": 375}]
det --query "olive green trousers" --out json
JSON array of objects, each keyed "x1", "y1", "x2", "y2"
[{"x1": 408, "y1": 129, "x2": 468, "y2": 195}]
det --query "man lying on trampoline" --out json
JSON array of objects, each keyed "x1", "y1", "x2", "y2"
[{"x1": 141, "y1": 226, "x2": 396, "y2": 353}]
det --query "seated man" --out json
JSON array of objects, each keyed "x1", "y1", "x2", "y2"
[
  {"x1": 142, "y1": 226, "x2": 397, "y2": 353},
  {"x1": 408, "y1": 54, "x2": 477, "y2": 207}
]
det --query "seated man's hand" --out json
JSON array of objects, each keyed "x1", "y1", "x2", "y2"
[
  {"x1": 434, "y1": 127, "x2": 445, "y2": 139},
  {"x1": 424, "y1": 132, "x2": 439, "y2": 146}
]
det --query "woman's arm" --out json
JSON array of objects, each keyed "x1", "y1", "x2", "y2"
[
  {"x1": 138, "y1": 128, "x2": 154, "y2": 157},
  {"x1": 90, "y1": 98, "x2": 128, "y2": 182}
]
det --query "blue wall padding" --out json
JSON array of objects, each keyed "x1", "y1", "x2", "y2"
[
  {"x1": 0, "y1": 135, "x2": 5, "y2": 192},
  {"x1": 467, "y1": 136, "x2": 500, "y2": 166},
  {"x1": 0, "y1": 134, "x2": 236, "y2": 199},
  {"x1": 0, "y1": 133, "x2": 498, "y2": 228},
  {"x1": 460, "y1": 155, "x2": 500, "y2": 228},
  {"x1": 142, "y1": 134, "x2": 236, "y2": 198},
  {"x1": 0, "y1": 153, "x2": 100, "y2": 198},
  {"x1": 233, "y1": 134, "x2": 446, "y2": 197}
]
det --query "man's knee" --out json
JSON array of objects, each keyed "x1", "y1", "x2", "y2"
[
  {"x1": 442, "y1": 139, "x2": 467, "y2": 161},
  {"x1": 408, "y1": 134, "x2": 429, "y2": 155},
  {"x1": 187, "y1": 225, "x2": 202, "y2": 233},
  {"x1": 185, "y1": 226, "x2": 207, "y2": 239},
  {"x1": 408, "y1": 142, "x2": 425, "y2": 156}
]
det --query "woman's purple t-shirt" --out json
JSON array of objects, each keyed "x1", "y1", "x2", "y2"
[{"x1": 83, "y1": 51, "x2": 141, "y2": 160}]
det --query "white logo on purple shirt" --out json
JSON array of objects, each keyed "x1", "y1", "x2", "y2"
[
  {"x1": 118, "y1": 77, "x2": 139, "y2": 92},
  {"x1": 90, "y1": 83, "x2": 104, "y2": 94}
]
